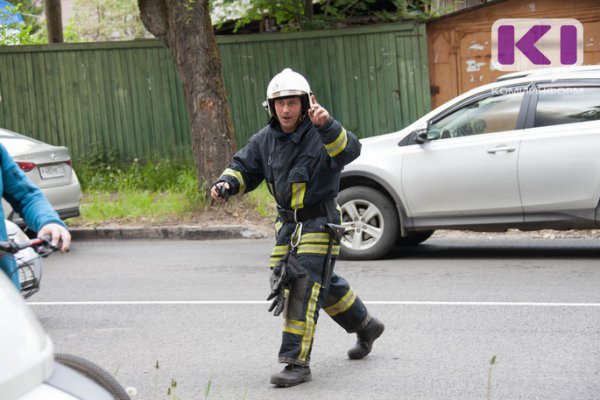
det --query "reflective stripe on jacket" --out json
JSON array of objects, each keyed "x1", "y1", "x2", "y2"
[{"x1": 218, "y1": 116, "x2": 361, "y2": 213}]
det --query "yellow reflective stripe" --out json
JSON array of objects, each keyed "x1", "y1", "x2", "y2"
[
  {"x1": 297, "y1": 244, "x2": 340, "y2": 256},
  {"x1": 299, "y1": 282, "x2": 322, "y2": 362},
  {"x1": 297, "y1": 245, "x2": 329, "y2": 255},
  {"x1": 324, "y1": 288, "x2": 357, "y2": 316},
  {"x1": 324, "y1": 128, "x2": 348, "y2": 157},
  {"x1": 298, "y1": 232, "x2": 339, "y2": 255},
  {"x1": 283, "y1": 319, "x2": 306, "y2": 336},
  {"x1": 269, "y1": 245, "x2": 289, "y2": 268},
  {"x1": 222, "y1": 168, "x2": 246, "y2": 193},
  {"x1": 300, "y1": 232, "x2": 330, "y2": 243},
  {"x1": 270, "y1": 245, "x2": 289, "y2": 257},
  {"x1": 291, "y1": 182, "x2": 306, "y2": 209},
  {"x1": 270, "y1": 255, "x2": 288, "y2": 267}
]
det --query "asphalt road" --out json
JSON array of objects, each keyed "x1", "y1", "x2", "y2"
[{"x1": 28, "y1": 235, "x2": 600, "y2": 400}]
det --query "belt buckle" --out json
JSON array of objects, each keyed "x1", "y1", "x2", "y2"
[{"x1": 277, "y1": 207, "x2": 293, "y2": 222}]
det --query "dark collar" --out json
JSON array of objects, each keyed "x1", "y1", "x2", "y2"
[{"x1": 269, "y1": 117, "x2": 312, "y2": 143}]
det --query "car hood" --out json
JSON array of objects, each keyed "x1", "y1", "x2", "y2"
[
  {"x1": 350, "y1": 129, "x2": 409, "y2": 164},
  {"x1": 359, "y1": 131, "x2": 404, "y2": 146}
]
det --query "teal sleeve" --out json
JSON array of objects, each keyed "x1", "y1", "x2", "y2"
[{"x1": 0, "y1": 144, "x2": 66, "y2": 232}]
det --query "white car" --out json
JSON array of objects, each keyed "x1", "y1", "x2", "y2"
[
  {"x1": 0, "y1": 128, "x2": 81, "y2": 226},
  {"x1": 338, "y1": 66, "x2": 600, "y2": 259},
  {"x1": 0, "y1": 232, "x2": 130, "y2": 399},
  {"x1": 0, "y1": 271, "x2": 130, "y2": 399}
]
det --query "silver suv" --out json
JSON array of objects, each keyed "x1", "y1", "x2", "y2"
[{"x1": 338, "y1": 66, "x2": 600, "y2": 259}]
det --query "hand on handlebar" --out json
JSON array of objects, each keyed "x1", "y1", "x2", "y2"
[
  {"x1": 29, "y1": 236, "x2": 60, "y2": 257},
  {"x1": 38, "y1": 223, "x2": 71, "y2": 253}
]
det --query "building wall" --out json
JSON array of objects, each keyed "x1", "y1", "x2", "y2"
[{"x1": 427, "y1": 0, "x2": 600, "y2": 108}]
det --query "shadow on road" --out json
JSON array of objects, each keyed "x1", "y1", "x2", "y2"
[{"x1": 384, "y1": 238, "x2": 600, "y2": 259}]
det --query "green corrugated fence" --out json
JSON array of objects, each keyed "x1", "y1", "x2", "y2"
[{"x1": 0, "y1": 22, "x2": 430, "y2": 162}]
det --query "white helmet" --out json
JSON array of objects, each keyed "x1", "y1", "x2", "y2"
[{"x1": 265, "y1": 68, "x2": 312, "y2": 118}]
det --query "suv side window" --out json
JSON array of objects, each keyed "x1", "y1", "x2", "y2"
[
  {"x1": 534, "y1": 86, "x2": 600, "y2": 127},
  {"x1": 427, "y1": 90, "x2": 524, "y2": 141}
]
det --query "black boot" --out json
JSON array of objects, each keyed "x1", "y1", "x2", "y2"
[
  {"x1": 270, "y1": 364, "x2": 312, "y2": 387},
  {"x1": 348, "y1": 317, "x2": 385, "y2": 360}
]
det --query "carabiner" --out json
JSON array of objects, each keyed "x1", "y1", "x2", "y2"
[{"x1": 290, "y1": 222, "x2": 303, "y2": 249}]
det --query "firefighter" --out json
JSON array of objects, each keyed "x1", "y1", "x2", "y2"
[{"x1": 211, "y1": 68, "x2": 384, "y2": 387}]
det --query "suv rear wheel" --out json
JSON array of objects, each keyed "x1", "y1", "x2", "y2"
[{"x1": 337, "y1": 186, "x2": 398, "y2": 260}]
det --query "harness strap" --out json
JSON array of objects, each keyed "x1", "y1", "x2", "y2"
[{"x1": 277, "y1": 198, "x2": 336, "y2": 223}]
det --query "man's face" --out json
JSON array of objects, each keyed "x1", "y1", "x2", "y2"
[{"x1": 274, "y1": 96, "x2": 302, "y2": 133}]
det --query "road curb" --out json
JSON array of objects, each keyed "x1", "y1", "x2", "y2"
[{"x1": 70, "y1": 225, "x2": 271, "y2": 241}]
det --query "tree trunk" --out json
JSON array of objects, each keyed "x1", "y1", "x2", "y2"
[
  {"x1": 138, "y1": 0, "x2": 236, "y2": 191},
  {"x1": 44, "y1": 0, "x2": 64, "y2": 43},
  {"x1": 303, "y1": 0, "x2": 313, "y2": 21}
]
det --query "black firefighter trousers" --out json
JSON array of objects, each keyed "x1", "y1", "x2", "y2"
[{"x1": 271, "y1": 222, "x2": 372, "y2": 366}]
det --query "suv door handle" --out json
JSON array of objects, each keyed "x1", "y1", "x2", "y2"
[{"x1": 487, "y1": 145, "x2": 516, "y2": 154}]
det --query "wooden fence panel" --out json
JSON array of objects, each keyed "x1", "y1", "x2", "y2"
[{"x1": 0, "y1": 23, "x2": 430, "y2": 162}]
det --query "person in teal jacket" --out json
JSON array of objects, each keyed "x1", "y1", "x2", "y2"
[{"x1": 0, "y1": 143, "x2": 71, "y2": 289}]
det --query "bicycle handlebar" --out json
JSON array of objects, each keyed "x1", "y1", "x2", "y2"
[{"x1": 0, "y1": 237, "x2": 58, "y2": 256}]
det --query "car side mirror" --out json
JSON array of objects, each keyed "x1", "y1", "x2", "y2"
[{"x1": 414, "y1": 128, "x2": 428, "y2": 144}]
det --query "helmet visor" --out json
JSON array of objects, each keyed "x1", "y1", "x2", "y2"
[{"x1": 268, "y1": 89, "x2": 307, "y2": 100}]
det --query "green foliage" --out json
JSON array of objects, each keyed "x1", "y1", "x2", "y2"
[
  {"x1": 79, "y1": 192, "x2": 182, "y2": 224},
  {"x1": 376, "y1": 0, "x2": 446, "y2": 21},
  {"x1": 0, "y1": 0, "x2": 148, "y2": 44},
  {"x1": 0, "y1": 1, "x2": 82, "y2": 45},
  {"x1": 72, "y1": 0, "x2": 149, "y2": 41},
  {"x1": 214, "y1": 0, "x2": 453, "y2": 32},
  {"x1": 63, "y1": 18, "x2": 82, "y2": 43},
  {"x1": 18, "y1": 0, "x2": 44, "y2": 33},
  {"x1": 204, "y1": 379, "x2": 212, "y2": 400},
  {"x1": 218, "y1": 0, "x2": 360, "y2": 32},
  {"x1": 72, "y1": 160, "x2": 211, "y2": 225},
  {"x1": 167, "y1": 378, "x2": 179, "y2": 400},
  {"x1": 247, "y1": 182, "x2": 275, "y2": 218},
  {"x1": 0, "y1": 2, "x2": 46, "y2": 45},
  {"x1": 487, "y1": 355, "x2": 497, "y2": 400},
  {"x1": 0, "y1": 23, "x2": 38, "y2": 45},
  {"x1": 76, "y1": 158, "x2": 200, "y2": 193},
  {"x1": 70, "y1": 159, "x2": 276, "y2": 226}
]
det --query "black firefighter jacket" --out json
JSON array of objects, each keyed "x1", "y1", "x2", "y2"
[{"x1": 218, "y1": 116, "x2": 361, "y2": 214}]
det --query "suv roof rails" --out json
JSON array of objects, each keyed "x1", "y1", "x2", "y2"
[{"x1": 496, "y1": 65, "x2": 600, "y2": 82}]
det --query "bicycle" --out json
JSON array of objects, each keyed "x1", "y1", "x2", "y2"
[{"x1": 3, "y1": 219, "x2": 57, "y2": 299}]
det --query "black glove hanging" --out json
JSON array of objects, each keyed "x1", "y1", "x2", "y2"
[{"x1": 267, "y1": 252, "x2": 307, "y2": 316}]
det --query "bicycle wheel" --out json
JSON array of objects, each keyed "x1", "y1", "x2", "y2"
[{"x1": 54, "y1": 353, "x2": 130, "y2": 400}]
